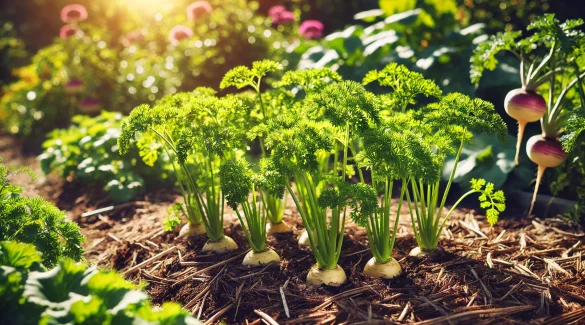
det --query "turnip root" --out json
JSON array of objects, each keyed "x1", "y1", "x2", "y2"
[
  {"x1": 526, "y1": 135, "x2": 567, "y2": 216},
  {"x1": 298, "y1": 229, "x2": 311, "y2": 248},
  {"x1": 409, "y1": 246, "x2": 434, "y2": 257},
  {"x1": 266, "y1": 221, "x2": 292, "y2": 235},
  {"x1": 504, "y1": 89, "x2": 547, "y2": 164}
]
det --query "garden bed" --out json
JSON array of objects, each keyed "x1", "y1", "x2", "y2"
[{"x1": 3, "y1": 134, "x2": 585, "y2": 324}]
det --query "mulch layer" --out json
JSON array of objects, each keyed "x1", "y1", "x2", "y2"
[{"x1": 2, "y1": 135, "x2": 585, "y2": 325}]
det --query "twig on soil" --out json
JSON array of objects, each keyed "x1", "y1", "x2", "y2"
[
  {"x1": 107, "y1": 232, "x2": 121, "y2": 242},
  {"x1": 172, "y1": 250, "x2": 249, "y2": 287},
  {"x1": 254, "y1": 310, "x2": 280, "y2": 325},
  {"x1": 280, "y1": 284, "x2": 290, "y2": 318},
  {"x1": 309, "y1": 287, "x2": 371, "y2": 312},
  {"x1": 467, "y1": 265, "x2": 493, "y2": 304},
  {"x1": 204, "y1": 303, "x2": 234, "y2": 325},
  {"x1": 397, "y1": 302, "x2": 411, "y2": 322},
  {"x1": 411, "y1": 305, "x2": 535, "y2": 325},
  {"x1": 123, "y1": 246, "x2": 176, "y2": 276},
  {"x1": 80, "y1": 201, "x2": 148, "y2": 218}
]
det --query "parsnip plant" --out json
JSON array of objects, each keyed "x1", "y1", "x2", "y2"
[
  {"x1": 264, "y1": 78, "x2": 380, "y2": 286},
  {"x1": 365, "y1": 64, "x2": 508, "y2": 256},
  {"x1": 220, "y1": 158, "x2": 281, "y2": 266},
  {"x1": 220, "y1": 60, "x2": 292, "y2": 235},
  {"x1": 119, "y1": 88, "x2": 248, "y2": 253}
]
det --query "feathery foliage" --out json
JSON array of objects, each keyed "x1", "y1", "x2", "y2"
[
  {"x1": 220, "y1": 158, "x2": 271, "y2": 253},
  {"x1": 119, "y1": 90, "x2": 248, "y2": 241},
  {"x1": 276, "y1": 68, "x2": 342, "y2": 94},
  {"x1": 561, "y1": 114, "x2": 585, "y2": 153},
  {"x1": 469, "y1": 31, "x2": 521, "y2": 86},
  {"x1": 221, "y1": 61, "x2": 289, "y2": 227},
  {"x1": 363, "y1": 62, "x2": 442, "y2": 111}
]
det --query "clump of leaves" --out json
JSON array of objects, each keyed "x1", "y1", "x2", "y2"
[
  {"x1": 119, "y1": 90, "x2": 249, "y2": 242},
  {"x1": 40, "y1": 112, "x2": 174, "y2": 203},
  {"x1": 0, "y1": 241, "x2": 201, "y2": 325},
  {"x1": 0, "y1": 159, "x2": 84, "y2": 268}
]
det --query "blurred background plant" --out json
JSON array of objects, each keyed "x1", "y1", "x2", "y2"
[
  {"x1": 0, "y1": 0, "x2": 294, "y2": 148},
  {"x1": 39, "y1": 112, "x2": 174, "y2": 203}
]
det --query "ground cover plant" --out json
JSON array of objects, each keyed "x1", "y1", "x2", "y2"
[
  {"x1": 0, "y1": 241, "x2": 201, "y2": 325},
  {"x1": 39, "y1": 112, "x2": 174, "y2": 203},
  {"x1": 0, "y1": 158, "x2": 84, "y2": 268}
]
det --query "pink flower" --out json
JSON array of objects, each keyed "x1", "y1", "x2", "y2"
[
  {"x1": 122, "y1": 31, "x2": 145, "y2": 47},
  {"x1": 79, "y1": 98, "x2": 101, "y2": 114},
  {"x1": 169, "y1": 25, "x2": 193, "y2": 46},
  {"x1": 268, "y1": 5, "x2": 286, "y2": 17},
  {"x1": 275, "y1": 11, "x2": 295, "y2": 24},
  {"x1": 64, "y1": 79, "x2": 84, "y2": 95},
  {"x1": 59, "y1": 25, "x2": 79, "y2": 39},
  {"x1": 187, "y1": 1, "x2": 212, "y2": 21},
  {"x1": 268, "y1": 5, "x2": 294, "y2": 25},
  {"x1": 299, "y1": 20, "x2": 324, "y2": 39},
  {"x1": 61, "y1": 4, "x2": 88, "y2": 23}
]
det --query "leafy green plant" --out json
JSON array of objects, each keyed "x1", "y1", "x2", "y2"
[
  {"x1": 443, "y1": 132, "x2": 534, "y2": 190},
  {"x1": 220, "y1": 158, "x2": 281, "y2": 265},
  {"x1": 0, "y1": 241, "x2": 201, "y2": 325},
  {"x1": 0, "y1": 159, "x2": 84, "y2": 268},
  {"x1": 471, "y1": 14, "x2": 585, "y2": 215},
  {"x1": 551, "y1": 113, "x2": 585, "y2": 222},
  {"x1": 119, "y1": 89, "x2": 248, "y2": 252},
  {"x1": 220, "y1": 60, "x2": 293, "y2": 234},
  {"x1": 365, "y1": 64, "x2": 508, "y2": 255},
  {"x1": 262, "y1": 75, "x2": 380, "y2": 286},
  {"x1": 292, "y1": 0, "x2": 495, "y2": 96},
  {"x1": 40, "y1": 111, "x2": 173, "y2": 203}
]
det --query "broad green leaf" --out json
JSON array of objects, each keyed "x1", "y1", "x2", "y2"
[
  {"x1": 0, "y1": 241, "x2": 42, "y2": 269},
  {"x1": 353, "y1": 9, "x2": 385, "y2": 22},
  {"x1": 379, "y1": 0, "x2": 416, "y2": 16}
]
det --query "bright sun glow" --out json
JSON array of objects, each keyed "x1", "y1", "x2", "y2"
[{"x1": 119, "y1": 0, "x2": 169, "y2": 11}]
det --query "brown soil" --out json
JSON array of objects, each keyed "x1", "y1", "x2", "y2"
[{"x1": 2, "y1": 135, "x2": 585, "y2": 325}]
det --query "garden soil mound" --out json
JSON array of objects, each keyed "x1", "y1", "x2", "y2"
[{"x1": 2, "y1": 135, "x2": 585, "y2": 324}]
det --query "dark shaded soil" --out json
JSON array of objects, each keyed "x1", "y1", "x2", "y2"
[{"x1": 2, "y1": 135, "x2": 585, "y2": 324}]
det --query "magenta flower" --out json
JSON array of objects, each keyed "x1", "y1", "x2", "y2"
[
  {"x1": 299, "y1": 20, "x2": 324, "y2": 39},
  {"x1": 59, "y1": 25, "x2": 79, "y2": 39},
  {"x1": 275, "y1": 11, "x2": 295, "y2": 24},
  {"x1": 61, "y1": 4, "x2": 88, "y2": 23},
  {"x1": 268, "y1": 5, "x2": 295, "y2": 25},
  {"x1": 122, "y1": 31, "x2": 145, "y2": 47},
  {"x1": 187, "y1": 1, "x2": 212, "y2": 21},
  {"x1": 169, "y1": 25, "x2": 193, "y2": 46},
  {"x1": 79, "y1": 98, "x2": 101, "y2": 114},
  {"x1": 64, "y1": 79, "x2": 84, "y2": 95},
  {"x1": 268, "y1": 5, "x2": 286, "y2": 17}
]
